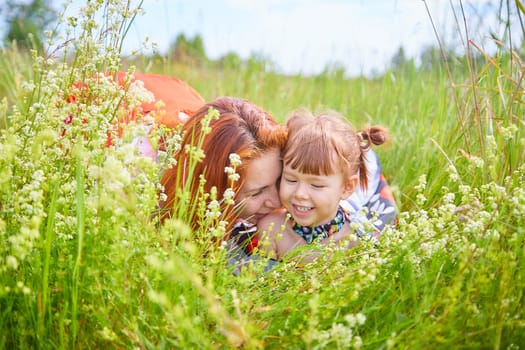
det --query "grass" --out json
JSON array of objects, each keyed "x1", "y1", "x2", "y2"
[{"x1": 0, "y1": 1, "x2": 524, "y2": 349}]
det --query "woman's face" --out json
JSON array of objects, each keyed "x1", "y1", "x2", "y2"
[{"x1": 236, "y1": 148, "x2": 283, "y2": 224}]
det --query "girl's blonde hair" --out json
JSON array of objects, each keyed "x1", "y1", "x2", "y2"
[{"x1": 283, "y1": 109, "x2": 389, "y2": 190}]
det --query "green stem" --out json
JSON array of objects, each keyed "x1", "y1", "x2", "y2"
[
  {"x1": 39, "y1": 163, "x2": 63, "y2": 340},
  {"x1": 71, "y1": 147, "x2": 85, "y2": 345}
]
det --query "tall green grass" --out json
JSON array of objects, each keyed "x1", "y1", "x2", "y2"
[{"x1": 0, "y1": 1, "x2": 524, "y2": 349}]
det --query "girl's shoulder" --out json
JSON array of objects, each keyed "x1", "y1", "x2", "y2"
[{"x1": 257, "y1": 208, "x2": 288, "y2": 235}]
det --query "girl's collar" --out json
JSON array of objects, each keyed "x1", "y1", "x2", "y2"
[{"x1": 291, "y1": 206, "x2": 350, "y2": 244}]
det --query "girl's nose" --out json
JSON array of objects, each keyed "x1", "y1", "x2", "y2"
[{"x1": 293, "y1": 183, "x2": 309, "y2": 199}]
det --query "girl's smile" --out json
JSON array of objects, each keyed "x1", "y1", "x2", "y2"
[{"x1": 291, "y1": 204, "x2": 314, "y2": 218}]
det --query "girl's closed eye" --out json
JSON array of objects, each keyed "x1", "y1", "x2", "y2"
[{"x1": 311, "y1": 183, "x2": 325, "y2": 189}]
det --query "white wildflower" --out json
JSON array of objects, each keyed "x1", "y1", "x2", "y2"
[
  {"x1": 223, "y1": 188, "x2": 235, "y2": 205},
  {"x1": 353, "y1": 336, "x2": 363, "y2": 349},
  {"x1": 229, "y1": 153, "x2": 242, "y2": 167},
  {"x1": 470, "y1": 155, "x2": 484, "y2": 169},
  {"x1": 228, "y1": 173, "x2": 240, "y2": 182},
  {"x1": 414, "y1": 174, "x2": 427, "y2": 192},
  {"x1": 128, "y1": 79, "x2": 155, "y2": 104},
  {"x1": 205, "y1": 200, "x2": 221, "y2": 220},
  {"x1": 344, "y1": 313, "x2": 366, "y2": 327},
  {"x1": 500, "y1": 124, "x2": 518, "y2": 140},
  {"x1": 224, "y1": 166, "x2": 235, "y2": 175},
  {"x1": 6, "y1": 256, "x2": 18, "y2": 270},
  {"x1": 447, "y1": 164, "x2": 460, "y2": 182},
  {"x1": 355, "y1": 313, "x2": 366, "y2": 325}
]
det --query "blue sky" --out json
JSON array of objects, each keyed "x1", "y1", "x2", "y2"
[{"x1": 57, "y1": 1, "x2": 505, "y2": 77}]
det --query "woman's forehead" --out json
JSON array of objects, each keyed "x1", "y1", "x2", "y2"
[{"x1": 241, "y1": 149, "x2": 281, "y2": 190}]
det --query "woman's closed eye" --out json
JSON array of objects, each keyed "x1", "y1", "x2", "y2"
[{"x1": 248, "y1": 188, "x2": 264, "y2": 197}]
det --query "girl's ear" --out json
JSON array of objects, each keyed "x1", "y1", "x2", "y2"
[{"x1": 341, "y1": 174, "x2": 359, "y2": 199}]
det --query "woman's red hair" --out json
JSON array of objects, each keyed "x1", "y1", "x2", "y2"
[{"x1": 160, "y1": 97, "x2": 287, "y2": 231}]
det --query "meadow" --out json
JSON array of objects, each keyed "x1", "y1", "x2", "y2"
[{"x1": 0, "y1": 1, "x2": 524, "y2": 349}]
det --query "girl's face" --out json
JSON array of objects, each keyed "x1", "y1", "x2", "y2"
[
  {"x1": 280, "y1": 163, "x2": 356, "y2": 227},
  {"x1": 236, "y1": 148, "x2": 283, "y2": 225}
]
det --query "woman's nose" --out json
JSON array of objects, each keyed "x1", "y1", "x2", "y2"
[{"x1": 265, "y1": 184, "x2": 282, "y2": 209}]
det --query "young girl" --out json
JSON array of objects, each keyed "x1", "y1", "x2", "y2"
[{"x1": 257, "y1": 109, "x2": 390, "y2": 262}]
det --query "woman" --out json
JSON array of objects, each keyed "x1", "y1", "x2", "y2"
[{"x1": 159, "y1": 97, "x2": 287, "y2": 252}]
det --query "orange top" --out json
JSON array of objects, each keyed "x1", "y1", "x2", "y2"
[{"x1": 115, "y1": 72, "x2": 205, "y2": 128}]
